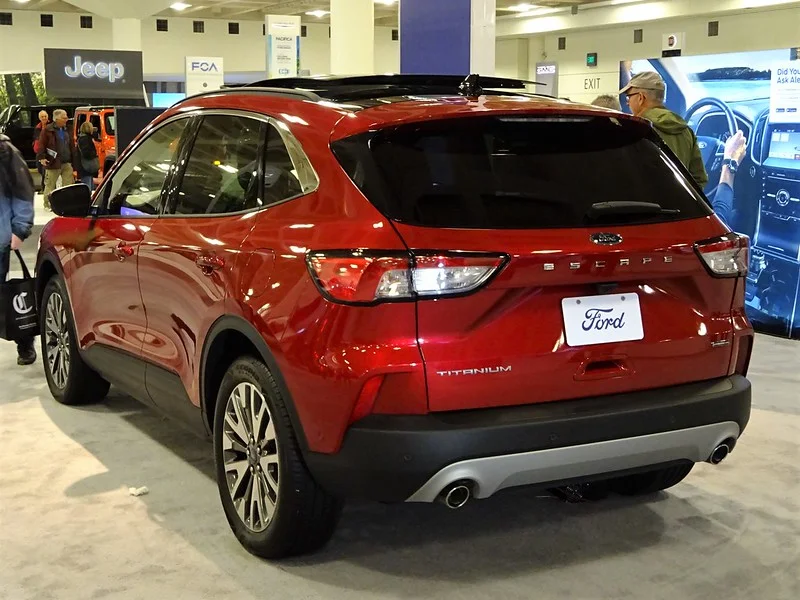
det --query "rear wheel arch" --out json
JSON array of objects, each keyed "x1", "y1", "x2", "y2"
[{"x1": 200, "y1": 316, "x2": 307, "y2": 449}]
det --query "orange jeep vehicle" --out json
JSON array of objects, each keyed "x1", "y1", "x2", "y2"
[{"x1": 72, "y1": 106, "x2": 116, "y2": 174}]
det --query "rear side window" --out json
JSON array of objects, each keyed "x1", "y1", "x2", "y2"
[{"x1": 333, "y1": 115, "x2": 711, "y2": 229}]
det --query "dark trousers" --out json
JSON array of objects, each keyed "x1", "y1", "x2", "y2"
[{"x1": 0, "y1": 247, "x2": 35, "y2": 354}]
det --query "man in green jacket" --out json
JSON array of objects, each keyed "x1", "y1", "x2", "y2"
[{"x1": 620, "y1": 71, "x2": 708, "y2": 188}]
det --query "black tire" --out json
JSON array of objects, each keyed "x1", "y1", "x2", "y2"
[
  {"x1": 213, "y1": 356, "x2": 342, "y2": 559},
  {"x1": 40, "y1": 276, "x2": 110, "y2": 405},
  {"x1": 609, "y1": 463, "x2": 694, "y2": 496}
]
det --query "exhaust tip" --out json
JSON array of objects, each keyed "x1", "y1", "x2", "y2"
[
  {"x1": 708, "y1": 443, "x2": 730, "y2": 465},
  {"x1": 439, "y1": 481, "x2": 473, "y2": 509}
]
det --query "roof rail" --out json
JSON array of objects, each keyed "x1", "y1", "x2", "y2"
[
  {"x1": 245, "y1": 74, "x2": 543, "y2": 101},
  {"x1": 182, "y1": 86, "x2": 322, "y2": 103}
]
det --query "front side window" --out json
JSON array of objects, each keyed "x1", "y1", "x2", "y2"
[
  {"x1": 99, "y1": 118, "x2": 189, "y2": 216},
  {"x1": 171, "y1": 115, "x2": 267, "y2": 216}
]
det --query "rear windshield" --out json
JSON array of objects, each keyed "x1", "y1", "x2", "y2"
[{"x1": 332, "y1": 115, "x2": 711, "y2": 229}]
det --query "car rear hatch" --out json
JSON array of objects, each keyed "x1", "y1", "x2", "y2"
[{"x1": 332, "y1": 111, "x2": 747, "y2": 412}]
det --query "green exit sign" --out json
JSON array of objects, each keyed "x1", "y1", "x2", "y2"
[{"x1": 586, "y1": 53, "x2": 598, "y2": 67}]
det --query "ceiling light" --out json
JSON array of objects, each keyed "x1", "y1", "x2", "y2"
[
  {"x1": 506, "y1": 3, "x2": 541, "y2": 11},
  {"x1": 12, "y1": 0, "x2": 32, "y2": 4},
  {"x1": 170, "y1": 2, "x2": 192, "y2": 10},
  {"x1": 305, "y1": 9, "x2": 330, "y2": 18},
  {"x1": 375, "y1": 0, "x2": 398, "y2": 5}
]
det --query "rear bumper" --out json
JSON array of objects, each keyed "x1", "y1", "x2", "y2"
[{"x1": 304, "y1": 375, "x2": 751, "y2": 503}]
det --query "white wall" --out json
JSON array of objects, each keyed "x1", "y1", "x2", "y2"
[
  {"x1": 0, "y1": 10, "x2": 401, "y2": 80},
  {"x1": 502, "y1": 6, "x2": 800, "y2": 104},
  {"x1": 496, "y1": 39, "x2": 529, "y2": 79},
  {"x1": 0, "y1": 10, "x2": 113, "y2": 74}
]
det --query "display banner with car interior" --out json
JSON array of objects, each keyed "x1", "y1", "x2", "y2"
[
  {"x1": 44, "y1": 48, "x2": 144, "y2": 101},
  {"x1": 620, "y1": 49, "x2": 800, "y2": 340}
]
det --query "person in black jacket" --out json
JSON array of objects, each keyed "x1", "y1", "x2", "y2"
[{"x1": 75, "y1": 121, "x2": 99, "y2": 191}]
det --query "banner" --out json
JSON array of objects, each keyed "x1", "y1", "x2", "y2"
[
  {"x1": 265, "y1": 15, "x2": 301, "y2": 79},
  {"x1": 185, "y1": 56, "x2": 224, "y2": 97},
  {"x1": 44, "y1": 48, "x2": 144, "y2": 100},
  {"x1": 535, "y1": 62, "x2": 559, "y2": 97},
  {"x1": 620, "y1": 50, "x2": 800, "y2": 339}
]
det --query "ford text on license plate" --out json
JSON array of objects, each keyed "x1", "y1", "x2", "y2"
[{"x1": 561, "y1": 293, "x2": 644, "y2": 347}]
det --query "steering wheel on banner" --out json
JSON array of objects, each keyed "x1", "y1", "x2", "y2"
[{"x1": 684, "y1": 97, "x2": 738, "y2": 196}]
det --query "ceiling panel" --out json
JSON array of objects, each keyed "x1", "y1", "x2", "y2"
[{"x1": 0, "y1": 0, "x2": 612, "y2": 24}]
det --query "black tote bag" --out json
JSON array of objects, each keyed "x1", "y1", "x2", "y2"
[{"x1": 0, "y1": 250, "x2": 39, "y2": 341}]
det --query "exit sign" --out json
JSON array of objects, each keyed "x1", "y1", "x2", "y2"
[{"x1": 586, "y1": 52, "x2": 598, "y2": 67}]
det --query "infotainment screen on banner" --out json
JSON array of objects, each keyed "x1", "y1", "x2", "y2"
[
  {"x1": 44, "y1": 48, "x2": 144, "y2": 100},
  {"x1": 768, "y1": 129, "x2": 800, "y2": 160},
  {"x1": 620, "y1": 49, "x2": 800, "y2": 339}
]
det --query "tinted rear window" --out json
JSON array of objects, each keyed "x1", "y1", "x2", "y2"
[{"x1": 332, "y1": 115, "x2": 711, "y2": 229}]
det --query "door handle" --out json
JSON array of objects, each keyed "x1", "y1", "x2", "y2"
[
  {"x1": 112, "y1": 242, "x2": 134, "y2": 261},
  {"x1": 196, "y1": 254, "x2": 224, "y2": 274}
]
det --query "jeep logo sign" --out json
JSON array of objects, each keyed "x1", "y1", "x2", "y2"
[
  {"x1": 44, "y1": 48, "x2": 144, "y2": 100},
  {"x1": 65, "y1": 55, "x2": 125, "y2": 83}
]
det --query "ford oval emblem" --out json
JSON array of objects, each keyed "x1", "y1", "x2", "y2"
[{"x1": 591, "y1": 233, "x2": 623, "y2": 245}]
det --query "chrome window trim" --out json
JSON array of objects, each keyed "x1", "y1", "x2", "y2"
[{"x1": 95, "y1": 108, "x2": 320, "y2": 219}]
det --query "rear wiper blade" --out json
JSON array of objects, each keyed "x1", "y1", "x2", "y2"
[{"x1": 587, "y1": 201, "x2": 680, "y2": 219}]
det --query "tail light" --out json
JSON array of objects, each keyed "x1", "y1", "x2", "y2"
[
  {"x1": 695, "y1": 233, "x2": 749, "y2": 278},
  {"x1": 306, "y1": 250, "x2": 508, "y2": 305}
]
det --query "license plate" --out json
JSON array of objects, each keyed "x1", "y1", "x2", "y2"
[{"x1": 561, "y1": 293, "x2": 644, "y2": 347}]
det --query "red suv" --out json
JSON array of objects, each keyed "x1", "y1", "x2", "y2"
[{"x1": 37, "y1": 75, "x2": 753, "y2": 559}]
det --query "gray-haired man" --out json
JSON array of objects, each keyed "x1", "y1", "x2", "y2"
[{"x1": 37, "y1": 108, "x2": 75, "y2": 210}]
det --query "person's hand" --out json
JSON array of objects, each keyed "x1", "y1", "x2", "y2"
[
  {"x1": 39, "y1": 159, "x2": 48, "y2": 166},
  {"x1": 724, "y1": 130, "x2": 747, "y2": 163},
  {"x1": 10, "y1": 234, "x2": 23, "y2": 251}
]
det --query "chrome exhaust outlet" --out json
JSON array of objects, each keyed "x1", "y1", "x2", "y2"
[
  {"x1": 438, "y1": 481, "x2": 472, "y2": 509},
  {"x1": 708, "y1": 443, "x2": 731, "y2": 465}
]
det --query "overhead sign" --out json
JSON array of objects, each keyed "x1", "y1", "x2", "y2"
[
  {"x1": 185, "y1": 56, "x2": 224, "y2": 97},
  {"x1": 44, "y1": 48, "x2": 143, "y2": 100},
  {"x1": 265, "y1": 15, "x2": 301, "y2": 79},
  {"x1": 535, "y1": 62, "x2": 559, "y2": 97}
]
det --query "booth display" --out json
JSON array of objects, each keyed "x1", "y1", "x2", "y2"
[{"x1": 621, "y1": 49, "x2": 800, "y2": 339}]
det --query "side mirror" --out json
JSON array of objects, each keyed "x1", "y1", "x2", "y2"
[{"x1": 50, "y1": 184, "x2": 92, "y2": 217}]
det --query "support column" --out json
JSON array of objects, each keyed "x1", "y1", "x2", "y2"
[
  {"x1": 111, "y1": 18, "x2": 142, "y2": 51},
  {"x1": 400, "y1": 0, "x2": 496, "y2": 75},
  {"x1": 331, "y1": 0, "x2": 375, "y2": 75}
]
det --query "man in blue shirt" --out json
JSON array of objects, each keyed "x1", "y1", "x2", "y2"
[{"x1": 0, "y1": 134, "x2": 36, "y2": 365}]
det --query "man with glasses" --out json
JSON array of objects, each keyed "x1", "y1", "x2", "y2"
[{"x1": 621, "y1": 72, "x2": 708, "y2": 188}]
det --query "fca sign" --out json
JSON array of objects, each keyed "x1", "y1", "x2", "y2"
[{"x1": 192, "y1": 62, "x2": 219, "y2": 72}]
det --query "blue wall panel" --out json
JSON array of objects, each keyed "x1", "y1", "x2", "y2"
[{"x1": 400, "y1": 0, "x2": 471, "y2": 75}]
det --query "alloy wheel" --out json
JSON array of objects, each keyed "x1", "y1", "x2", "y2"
[
  {"x1": 222, "y1": 382, "x2": 280, "y2": 533},
  {"x1": 44, "y1": 292, "x2": 70, "y2": 390}
]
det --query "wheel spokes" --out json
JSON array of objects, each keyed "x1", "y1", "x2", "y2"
[{"x1": 222, "y1": 382, "x2": 280, "y2": 533}]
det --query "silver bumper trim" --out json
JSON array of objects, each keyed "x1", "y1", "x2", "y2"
[{"x1": 406, "y1": 421, "x2": 740, "y2": 503}]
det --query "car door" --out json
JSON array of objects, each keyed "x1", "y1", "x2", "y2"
[
  {"x1": 64, "y1": 117, "x2": 191, "y2": 399},
  {"x1": 137, "y1": 112, "x2": 268, "y2": 429}
]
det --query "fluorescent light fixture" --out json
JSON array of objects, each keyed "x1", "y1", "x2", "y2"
[
  {"x1": 375, "y1": 0, "x2": 398, "y2": 5},
  {"x1": 12, "y1": 0, "x2": 32, "y2": 3},
  {"x1": 305, "y1": 9, "x2": 330, "y2": 18},
  {"x1": 170, "y1": 2, "x2": 191, "y2": 10},
  {"x1": 505, "y1": 3, "x2": 541, "y2": 11}
]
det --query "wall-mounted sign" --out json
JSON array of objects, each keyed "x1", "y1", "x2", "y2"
[
  {"x1": 44, "y1": 48, "x2": 143, "y2": 100},
  {"x1": 185, "y1": 56, "x2": 224, "y2": 97},
  {"x1": 586, "y1": 53, "x2": 598, "y2": 68},
  {"x1": 661, "y1": 33, "x2": 685, "y2": 58},
  {"x1": 265, "y1": 15, "x2": 301, "y2": 79},
  {"x1": 535, "y1": 62, "x2": 559, "y2": 97}
]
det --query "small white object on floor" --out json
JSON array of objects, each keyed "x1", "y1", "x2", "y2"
[{"x1": 128, "y1": 486, "x2": 150, "y2": 497}]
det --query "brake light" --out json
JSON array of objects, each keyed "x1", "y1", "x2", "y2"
[
  {"x1": 695, "y1": 233, "x2": 749, "y2": 278},
  {"x1": 306, "y1": 251, "x2": 507, "y2": 304}
]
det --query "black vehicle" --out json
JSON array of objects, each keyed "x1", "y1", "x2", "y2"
[{"x1": 0, "y1": 103, "x2": 83, "y2": 169}]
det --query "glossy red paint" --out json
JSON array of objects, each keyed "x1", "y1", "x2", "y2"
[{"x1": 37, "y1": 89, "x2": 754, "y2": 459}]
